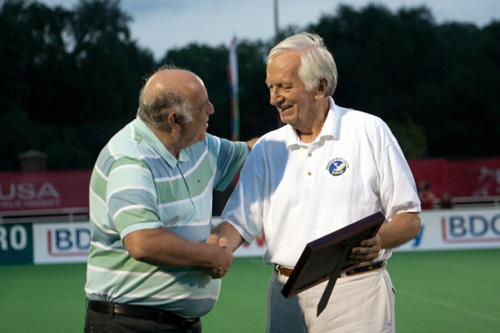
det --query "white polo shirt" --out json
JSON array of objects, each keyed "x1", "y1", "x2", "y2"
[{"x1": 222, "y1": 98, "x2": 420, "y2": 267}]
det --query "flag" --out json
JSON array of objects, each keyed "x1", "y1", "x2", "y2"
[{"x1": 227, "y1": 36, "x2": 240, "y2": 141}]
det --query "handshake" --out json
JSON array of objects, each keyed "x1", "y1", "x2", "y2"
[{"x1": 202, "y1": 233, "x2": 234, "y2": 279}]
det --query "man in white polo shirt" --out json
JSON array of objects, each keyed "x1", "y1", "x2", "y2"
[
  {"x1": 84, "y1": 66, "x2": 257, "y2": 332},
  {"x1": 211, "y1": 33, "x2": 421, "y2": 332}
]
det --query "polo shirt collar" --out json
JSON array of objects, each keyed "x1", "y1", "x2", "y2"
[
  {"x1": 133, "y1": 117, "x2": 189, "y2": 168},
  {"x1": 286, "y1": 97, "x2": 339, "y2": 150}
]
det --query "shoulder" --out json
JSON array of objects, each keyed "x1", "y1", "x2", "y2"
[
  {"x1": 242, "y1": 127, "x2": 288, "y2": 170},
  {"x1": 257, "y1": 125, "x2": 287, "y2": 145},
  {"x1": 340, "y1": 107, "x2": 386, "y2": 127},
  {"x1": 338, "y1": 107, "x2": 393, "y2": 137},
  {"x1": 94, "y1": 124, "x2": 148, "y2": 173},
  {"x1": 204, "y1": 133, "x2": 247, "y2": 157},
  {"x1": 251, "y1": 126, "x2": 287, "y2": 153}
]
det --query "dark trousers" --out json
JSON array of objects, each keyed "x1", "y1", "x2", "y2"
[{"x1": 84, "y1": 304, "x2": 202, "y2": 333}]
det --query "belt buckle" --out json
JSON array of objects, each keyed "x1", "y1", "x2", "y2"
[{"x1": 179, "y1": 317, "x2": 199, "y2": 330}]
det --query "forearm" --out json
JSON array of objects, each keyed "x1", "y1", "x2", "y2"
[
  {"x1": 350, "y1": 212, "x2": 421, "y2": 262},
  {"x1": 246, "y1": 137, "x2": 259, "y2": 151},
  {"x1": 211, "y1": 222, "x2": 245, "y2": 252},
  {"x1": 123, "y1": 228, "x2": 230, "y2": 268},
  {"x1": 378, "y1": 212, "x2": 421, "y2": 249}
]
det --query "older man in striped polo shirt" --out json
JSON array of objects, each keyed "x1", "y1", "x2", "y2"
[{"x1": 84, "y1": 66, "x2": 257, "y2": 332}]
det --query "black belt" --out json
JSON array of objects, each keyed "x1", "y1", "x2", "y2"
[
  {"x1": 275, "y1": 261, "x2": 385, "y2": 277},
  {"x1": 88, "y1": 300, "x2": 200, "y2": 329},
  {"x1": 343, "y1": 261, "x2": 385, "y2": 276}
]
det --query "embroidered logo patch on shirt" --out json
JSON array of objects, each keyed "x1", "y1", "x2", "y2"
[{"x1": 326, "y1": 158, "x2": 349, "y2": 176}]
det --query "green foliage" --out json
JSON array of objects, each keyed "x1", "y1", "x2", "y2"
[
  {"x1": 0, "y1": 0, "x2": 155, "y2": 169},
  {"x1": 0, "y1": 1, "x2": 499, "y2": 170},
  {"x1": 0, "y1": 109, "x2": 40, "y2": 170},
  {"x1": 387, "y1": 114, "x2": 427, "y2": 159},
  {"x1": 309, "y1": 4, "x2": 499, "y2": 158},
  {"x1": 161, "y1": 43, "x2": 233, "y2": 138}
]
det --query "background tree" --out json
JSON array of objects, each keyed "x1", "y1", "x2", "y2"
[
  {"x1": 0, "y1": 0, "x2": 155, "y2": 169},
  {"x1": 1, "y1": 1, "x2": 499, "y2": 170}
]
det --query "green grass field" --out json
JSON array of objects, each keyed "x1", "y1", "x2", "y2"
[{"x1": 1, "y1": 249, "x2": 499, "y2": 332}]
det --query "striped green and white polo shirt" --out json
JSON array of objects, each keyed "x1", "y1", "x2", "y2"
[{"x1": 85, "y1": 117, "x2": 248, "y2": 317}]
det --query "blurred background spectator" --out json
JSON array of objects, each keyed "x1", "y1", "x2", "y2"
[
  {"x1": 439, "y1": 191, "x2": 455, "y2": 209},
  {"x1": 418, "y1": 180, "x2": 437, "y2": 209}
]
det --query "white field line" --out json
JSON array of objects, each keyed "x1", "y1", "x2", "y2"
[{"x1": 399, "y1": 290, "x2": 500, "y2": 323}]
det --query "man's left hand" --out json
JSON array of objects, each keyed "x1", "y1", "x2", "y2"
[{"x1": 348, "y1": 235, "x2": 382, "y2": 264}]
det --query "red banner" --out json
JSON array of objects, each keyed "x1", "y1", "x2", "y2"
[
  {"x1": 1, "y1": 158, "x2": 499, "y2": 214},
  {"x1": 0, "y1": 170, "x2": 91, "y2": 213},
  {"x1": 409, "y1": 158, "x2": 500, "y2": 198}
]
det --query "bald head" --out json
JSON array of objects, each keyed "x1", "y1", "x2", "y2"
[
  {"x1": 137, "y1": 68, "x2": 203, "y2": 130},
  {"x1": 143, "y1": 69, "x2": 202, "y2": 102}
]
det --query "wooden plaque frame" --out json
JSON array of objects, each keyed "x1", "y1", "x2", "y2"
[{"x1": 281, "y1": 211, "x2": 385, "y2": 315}]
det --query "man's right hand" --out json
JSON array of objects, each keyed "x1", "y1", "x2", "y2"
[{"x1": 203, "y1": 234, "x2": 234, "y2": 279}]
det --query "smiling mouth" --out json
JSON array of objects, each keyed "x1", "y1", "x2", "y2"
[{"x1": 278, "y1": 105, "x2": 292, "y2": 112}]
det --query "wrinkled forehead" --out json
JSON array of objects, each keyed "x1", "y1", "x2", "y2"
[{"x1": 266, "y1": 51, "x2": 302, "y2": 84}]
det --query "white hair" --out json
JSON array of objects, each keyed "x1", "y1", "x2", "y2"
[{"x1": 268, "y1": 32, "x2": 338, "y2": 96}]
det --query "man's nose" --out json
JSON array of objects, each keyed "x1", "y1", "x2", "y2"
[
  {"x1": 269, "y1": 88, "x2": 283, "y2": 106},
  {"x1": 207, "y1": 102, "x2": 214, "y2": 115}
]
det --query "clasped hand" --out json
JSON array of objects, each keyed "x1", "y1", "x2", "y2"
[{"x1": 202, "y1": 234, "x2": 234, "y2": 279}]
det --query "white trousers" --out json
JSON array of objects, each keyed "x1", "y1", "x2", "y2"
[{"x1": 266, "y1": 268, "x2": 395, "y2": 333}]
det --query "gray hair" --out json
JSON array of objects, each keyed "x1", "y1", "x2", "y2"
[
  {"x1": 268, "y1": 32, "x2": 338, "y2": 96},
  {"x1": 136, "y1": 66, "x2": 193, "y2": 131}
]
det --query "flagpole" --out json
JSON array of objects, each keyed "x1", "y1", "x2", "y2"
[
  {"x1": 273, "y1": 0, "x2": 284, "y2": 128},
  {"x1": 228, "y1": 36, "x2": 240, "y2": 141},
  {"x1": 274, "y1": 0, "x2": 280, "y2": 44}
]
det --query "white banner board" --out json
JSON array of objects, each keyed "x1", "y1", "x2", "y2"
[
  {"x1": 395, "y1": 207, "x2": 500, "y2": 252},
  {"x1": 30, "y1": 207, "x2": 500, "y2": 264},
  {"x1": 33, "y1": 222, "x2": 90, "y2": 264}
]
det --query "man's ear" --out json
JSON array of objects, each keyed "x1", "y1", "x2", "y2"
[
  {"x1": 168, "y1": 112, "x2": 182, "y2": 132},
  {"x1": 315, "y1": 78, "x2": 328, "y2": 99}
]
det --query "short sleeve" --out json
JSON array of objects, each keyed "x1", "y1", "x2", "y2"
[
  {"x1": 377, "y1": 123, "x2": 421, "y2": 220},
  {"x1": 221, "y1": 144, "x2": 266, "y2": 244},
  {"x1": 106, "y1": 157, "x2": 163, "y2": 238},
  {"x1": 208, "y1": 135, "x2": 249, "y2": 191}
]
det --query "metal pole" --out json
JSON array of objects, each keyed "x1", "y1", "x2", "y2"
[
  {"x1": 273, "y1": 0, "x2": 284, "y2": 128},
  {"x1": 274, "y1": 0, "x2": 280, "y2": 44}
]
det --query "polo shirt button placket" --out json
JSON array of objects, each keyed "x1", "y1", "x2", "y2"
[{"x1": 305, "y1": 150, "x2": 314, "y2": 185}]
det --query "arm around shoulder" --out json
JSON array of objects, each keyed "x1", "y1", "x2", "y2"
[{"x1": 246, "y1": 137, "x2": 259, "y2": 151}]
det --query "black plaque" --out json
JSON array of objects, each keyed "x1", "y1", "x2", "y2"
[{"x1": 281, "y1": 211, "x2": 385, "y2": 315}]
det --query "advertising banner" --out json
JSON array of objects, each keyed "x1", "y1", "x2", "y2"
[
  {"x1": 2, "y1": 207, "x2": 499, "y2": 265},
  {"x1": 396, "y1": 207, "x2": 500, "y2": 252},
  {"x1": 33, "y1": 222, "x2": 91, "y2": 264},
  {"x1": 2, "y1": 158, "x2": 499, "y2": 215},
  {"x1": 409, "y1": 158, "x2": 500, "y2": 197},
  {"x1": 0, "y1": 223, "x2": 33, "y2": 264},
  {"x1": 0, "y1": 170, "x2": 91, "y2": 213}
]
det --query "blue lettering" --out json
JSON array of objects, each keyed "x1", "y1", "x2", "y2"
[
  {"x1": 55, "y1": 230, "x2": 72, "y2": 250},
  {"x1": 76, "y1": 229, "x2": 91, "y2": 250},
  {"x1": 449, "y1": 216, "x2": 466, "y2": 237},
  {"x1": 492, "y1": 215, "x2": 500, "y2": 236},
  {"x1": 469, "y1": 215, "x2": 488, "y2": 236},
  {"x1": 412, "y1": 225, "x2": 424, "y2": 247}
]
